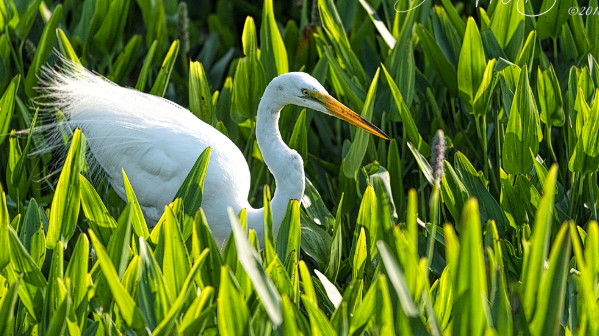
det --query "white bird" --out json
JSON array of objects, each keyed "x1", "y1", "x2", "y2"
[{"x1": 37, "y1": 61, "x2": 388, "y2": 244}]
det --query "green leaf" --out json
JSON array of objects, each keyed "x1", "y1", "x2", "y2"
[
  {"x1": 377, "y1": 241, "x2": 419, "y2": 317},
  {"x1": 260, "y1": 0, "x2": 288, "y2": 82},
  {"x1": 232, "y1": 17, "x2": 266, "y2": 123},
  {"x1": 136, "y1": 40, "x2": 158, "y2": 91},
  {"x1": 382, "y1": 65, "x2": 430, "y2": 156},
  {"x1": 324, "y1": 194, "x2": 343, "y2": 283},
  {"x1": 455, "y1": 152, "x2": 508, "y2": 235},
  {"x1": 515, "y1": 31, "x2": 536, "y2": 69},
  {"x1": 161, "y1": 205, "x2": 191, "y2": 299},
  {"x1": 0, "y1": 75, "x2": 19, "y2": 146},
  {"x1": 191, "y1": 208, "x2": 222, "y2": 291},
  {"x1": 150, "y1": 40, "x2": 180, "y2": 97},
  {"x1": 289, "y1": 109, "x2": 308, "y2": 165},
  {"x1": 92, "y1": 0, "x2": 129, "y2": 55},
  {"x1": 9, "y1": 227, "x2": 46, "y2": 288},
  {"x1": 89, "y1": 230, "x2": 145, "y2": 330},
  {"x1": 189, "y1": 61, "x2": 214, "y2": 125},
  {"x1": 64, "y1": 233, "x2": 89, "y2": 315},
  {"x1": 473, "y1": 59, "x2": 497, "y2": 116},
  {"x1": 458, "y1": 17, "x2": 487, "y2": 114},
  {"x1": 344, "y1": 68, "x2": 380, "y2": 178},
  {"x1": 302, "y1": 177, "x2": 335, "y2": 230},
  {"x1": 359, "y1": 0, "x2": 396, "y2": 49},
  {"x1": 174, "y1": 147, "x2": 211, "y2": 235},
  {"x1": 47, "y1": 129, "x2": 85, "y2": 249},
  {"x1": 502, "y1": 64, "x2": 542, "y2": 175},
  {"x1": 14, "y1": 0, "x2": 43, "y2": 40},
  {"x1": 122, "y1": 169, "x2": 150, "y2": 239},
  {"x1": 153, "y1": 249, "x2": 208, "y2": 336},
  {"x1": 452, "y1": 198, "x2": 489, "y2": 336},
  {"x1": 24, "y1": 5, "x2": 62, "y2": 98},
  {"x1": 301, "y1": 294, "x2": 338, "y2": 336},
  {"x1": 113, "y1": 34, "x2": 141, "y2": 84},
  {"x1": 56, "y1": 28, "x2": 81, "y2": 65},
  {"x1": 569, "y1": 89, "x2": 599, "y2": 173},
  {"x1": 350, "y1": 274, "x2": 395, "y2": 335},
  {"x1": 537, "y1": 64, "x2": 564, "y2": 127},
  {"x1": 276, "y1": 200, "x2": 301, "y2": 265},
  {"x1": 137, "y1": 236, "x2": 170, "y2": 330},
  {"x1": 530, "y1": 222, "x2": 571, "y2": 335},
  {"x1": 521, "y1": 165, "x2": 558, "y2": 320},
  {"x1": 217, "y1": 266, "x2": 250, "y2": 336},
  {"x1": 352, "y1": 227, "x2": 367, "y2": 280},
  {"x1": 0, "y1": 279, "x2": 19, "y2": 335},
  {"x1": 20, "y1": 198, "x2": 45, "y2": 267},
  {"x1": 536, "y1": 0, "x2": 573, "y2": 39},
  {"x1": 79, "y1": 174, "x2": 117, "y2": 246},
  {"x1": 415, "y1": 23, "x2": 458, "y2": 97},
  {"x1": 229, "y1": 207, "x2": 283, "y2": 327},
  {"x1": 499, "y1": 169, "x2": 526, "y2": 229}
]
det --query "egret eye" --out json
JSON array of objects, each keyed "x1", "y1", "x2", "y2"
[{"x1": 301, "y1": 89, "x2": 309, "y2": 96}]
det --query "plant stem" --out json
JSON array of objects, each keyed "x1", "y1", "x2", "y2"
[
  {"x1": 546, "y1": 124, "x2": 557, "y2": 164},
  {"x1": 553, "y1": 37, "x2": 559, "y2": 68},
  {"x1": 425, "y1": 184, "x2": 440, "y2": 278}
]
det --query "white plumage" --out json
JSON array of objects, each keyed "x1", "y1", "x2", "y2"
[{"x1": 37, "y1": 60, "x2": 387, "y2": 245}]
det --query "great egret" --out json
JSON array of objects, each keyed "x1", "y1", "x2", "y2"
[{"x1": 38, "y1": 61, "x2": 388, "y2": 244}]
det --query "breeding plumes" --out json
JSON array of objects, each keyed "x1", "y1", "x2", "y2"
[{"x1": 36, "y1": 59, "x2": 389, "y2": 244}]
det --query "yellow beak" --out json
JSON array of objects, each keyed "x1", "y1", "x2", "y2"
[{"x1": 308, "y1": 91, "x2": 389, "y2": 140}]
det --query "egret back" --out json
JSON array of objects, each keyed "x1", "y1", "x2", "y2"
[{"x1": 36, "y1": 60, "x2": 251, "y2": 228}]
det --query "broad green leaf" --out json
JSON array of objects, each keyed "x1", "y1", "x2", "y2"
[
  {"x1": 150, "y1": 40, "x2": 179, "y2": 97},
  {"x1": 189, "y1": 61, "x2": 214, "y2": 125},
  {"x1": 24, "y1": 5, "x2": 62, "y2": 98},
  {"x1": 515, "y1": 31, "x2": 536, "y2": 69},
  {"x1": 537, "y1": 64, "x2": 564, "y2": 127},
  {"x1": 14, "y1": 0, "x2": 43, "y2": 40},
  {"x1": 473, "y1": 59, "x2": 497, "y2": 116},
  {"x1": 174, "y1": 147, "x2": 211, "y2": 237},
  {"x1": 489, "y1": 0, "x2": 524, "y2": 49},
  {"x1": 162, "y1": 205, "x2": 191, "y2": 299},
  {"x1": 79, "y1": 175, "x2": 117, "y2": 245},
  {"x1": 301, "y1": 294, "x2": 338, "y2": 336},
  {"x1": 407, "y1": 142, "x2": 434, "y2": 184},
  {"x1": 499, "y1": 169, "x2": 526, "y2": 229},
  {"x1": 232, "y1": 17, "x2": 266, "y2": 123},
  {"x1": 122, "y1": 170, "x2": 150, "y2": 239},
  {"x1": 8, "y1": 227, "x2": 46, "y2": 287},
  {"x1": 350, "y1": 274, "x2": 395, "y2": 335},
  {"x1": 455, "y1": 152, "x2": 508, "y2": 235},
  {"x1": 0, "y1": 279, "x2": 19, "y2": 335},
  {"x1": 20, "y1": 198, "x2": 45, "y2": 267},
  {"x1": 260, "y1": 0, "x2": 288, "y2": 82},
  {"x1": 382, "y1": 65, "x2": 430, "y2": 156},
  {"x1": 136, "y1": 40, "x2": 158, "y2": 91},
  {"x1": 359, "y1": 0, "x2": 396, "y2": 49},
  {"x1": 453, "y1": 198, "x2": 489, "y2": 336},
  {"x1": 113, "y1": 34, "x2": 141, "y2": 84},
  {"x1": 324, "y1": 194, "x2": 343, "y2": 283},
  {"x1": 458, "y1": 17, "x2": 487, "y2": 114},
  {"x1": 229, "y1": 207, "x2": 282, "y2": 327},
  {"x1": 302, "y1": 177, "x2": 335, "y2": 230},
  {"x1": 57, "y1": 28, "x2": 81, "y2": 65},
  {"x1": 217, "y1": 266, "x2": 250, "y2": 336},
  {"x1": 138, "y1": 236, "x2": 170, "y2": 330},
  {"x1": 47, "y1": 129, "x2": 86, "y2": 249},
  {"x1": 191, "y1": 209, "x2": 221, "y2": 291},
  {"x1": 521, "y1": 165, "x2": 558, "y2": 320},
  {"x1": 530, "y1": 222, "x2": 571, "y2": 335},
  {"x1": 344, "y1": 68, "x2": 380, "y2": 178},
  {"x1": 92, "y1": 0, "x2": 129, "y2": 55},
  {"x1": 569, "y1": 89, "x2": 599, "y2": 173},
  {"x1": 536, "y1": 0, "x2": 573, "y2": 39},
  {"x1": 64, "y1": 233, "x2": 89, "y2": 314},
  {"x1": 502, "y1": 64, "x2": 542, "y2": 175},
  {"x1": 153, "y1": 249, "x2": 208, "y2": 336},
  {"x1": 352, "y1": 227, "x2": 367, "y2": 280},
  {"x1": 289, "y1": 109, "x2": 308, "y2": 165},
  {"x1": 377, "y1": 241, "x2": 419, "y2": 317},
  {"x1": 387, "y1": 140, "x2": 405, "y2": 219},
  {"x1": 441, "y1": 160, "x2": 469, "y2": 224},
  {"x1": 276, "y1": 200, "x2": 301, "y2": 266},
  {"x1": 415, "y1": 23, "x2": 458, "y2": 97},
  {"x1": 0, "y1": 75, "x2": 19, "y2": 146}
]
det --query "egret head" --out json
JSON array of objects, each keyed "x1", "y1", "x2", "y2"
[{"x1": 268, "y1": 72, "x2": 389, "y2": 140}]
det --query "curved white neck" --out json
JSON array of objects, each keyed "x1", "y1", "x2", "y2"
[{"x1": 246, "y1": 90, "x2": 305, "y2": 244}]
